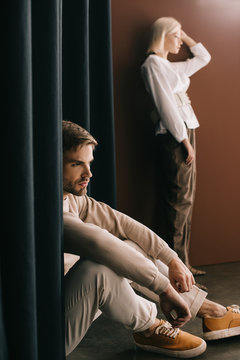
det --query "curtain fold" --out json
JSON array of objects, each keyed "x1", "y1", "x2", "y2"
[
  {"x1": 4, "y1": 0, "x2": 116, "y2": 358},
  {"x1": 4, "y1": 1, "x2": 65, "y2": 359},
  {"x1": 31, "y1": 1, "x2": 64, "y2": 359},
  {"x1": 63, "y1": 0, "x2": 116, "y2": 208},
  {"x1": 5, "y1": 1, "x2": 38, "y2": 359}
]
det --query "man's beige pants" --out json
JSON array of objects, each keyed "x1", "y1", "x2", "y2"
[{"x1": 65, "y1": 240, "x2": 207, "y2": 355}]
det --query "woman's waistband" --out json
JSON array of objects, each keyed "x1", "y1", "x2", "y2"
[{"x1": 174, "y1": 92, "x2": 191, "y2": 107}]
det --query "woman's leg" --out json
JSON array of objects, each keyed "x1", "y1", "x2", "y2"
[{"x1": 155, "y1": 129, "x2": 196, "y2": 266}]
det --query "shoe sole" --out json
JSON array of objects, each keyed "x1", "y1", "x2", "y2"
[
  {"x1": 204, "y1": 326, "x2": 240, "y2": 340},
  {"x1": 134, "y1": 339, "x2": 207, "y2": 358}
]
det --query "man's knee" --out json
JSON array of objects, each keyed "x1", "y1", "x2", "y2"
[
  {"x1": 65, "y1": 259, "x2": 118, "y2": 289},
  {"x1": 85, "y1": 260, "x2": 116, "y2": 281}
]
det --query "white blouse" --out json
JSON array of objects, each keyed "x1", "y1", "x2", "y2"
[{"x1": 141, "y1": 43, "x2": 211, "y2": 142}]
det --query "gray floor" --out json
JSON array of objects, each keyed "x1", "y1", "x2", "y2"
[{"x1": 67, "y1": 262, "x2": 240, "y2": 360}]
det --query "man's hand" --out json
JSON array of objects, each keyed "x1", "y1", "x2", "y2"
[
  {"x1": 168, "y1": 257, "x2": 195, "y2": 293},
  {"x1": 159, "y1": 284, "x2": 191, "y2": 328}
]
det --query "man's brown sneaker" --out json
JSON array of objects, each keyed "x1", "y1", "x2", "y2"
[
  {"x1": 203, "y1": 305, "x2": 240, "y2": 340},
  {"x1": 133, "y1": 320, "x2": 206, "y2": 358}
]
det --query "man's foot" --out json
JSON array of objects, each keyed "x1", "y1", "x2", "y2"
[
  {"x1": 203, "y1": 305, "x2": 240, "y2": 340},
  {"x1": 196, "y1": 282, "x2": 208, "y2": 291},
  {"x1": 133, "y1": 320, "x2": 206, "y2": 358}
]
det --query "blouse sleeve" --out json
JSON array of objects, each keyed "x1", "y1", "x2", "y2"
[
  {"x1": 141, "y1": 58, "x2": 188, "y2": 142},
  {"x1": 171, "y1": 43, "x2": 211, "y2": 77}
]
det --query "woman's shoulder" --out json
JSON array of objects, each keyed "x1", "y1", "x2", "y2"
[
  {"x1": 141, "y1": 55, "x2": 173, "y2": 80},
  {"x1": 143, "y1": 54, "x2": 168, "y2": 65},
  {"x1": 142, "y1": 54, "x2": 170, "y2": 71}
]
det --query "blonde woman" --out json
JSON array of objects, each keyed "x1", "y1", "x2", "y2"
[{"x1": 141, "y1": 17, "x2": 211, "y2": 277}]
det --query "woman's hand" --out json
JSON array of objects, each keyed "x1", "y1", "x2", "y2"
[
  {"x1": 180, "y1": 30, "x2": 197, "y2": 47},
  {"x1": 182, "y1": 138, "x2": 195, "y2": 165},
  {"x1": 180, "y1": 30, "x2": 188, "y2": 42}
]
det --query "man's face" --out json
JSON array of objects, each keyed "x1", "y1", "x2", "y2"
[{"x1": 63, "y1": 144, "x2": 93, "y2": 197}]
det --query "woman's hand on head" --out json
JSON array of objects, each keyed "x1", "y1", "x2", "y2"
[
  {"x1": 180, "y1": 30, "x2": 197, "y2": 47},
  {"x1": 180, "y1": 30, "x2": 187, "y2": 41}
]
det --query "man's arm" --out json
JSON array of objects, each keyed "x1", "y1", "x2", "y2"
[
  {"x1": 64, "y1": 213, "x2": 170, "y2": 294},
  {"x1": 64, "y1": 213, "x2": 192, "y2": 327},
  {"x1": 75, "y1": 195, "x2": 194, "y2": 293},
  {"x1": 77, "y1": 195, "x2": 178, "y2": 266}
]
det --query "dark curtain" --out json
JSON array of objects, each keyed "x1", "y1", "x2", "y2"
[
  {"x1": 3, "y1": 0, "x2": 116, "y2": 359},
  {"x1": 4, "y1": 1, "x2": 64, "y2": 359},
  {"x1": 63, "y1": 0, "x2": 116, "y2": 208}
]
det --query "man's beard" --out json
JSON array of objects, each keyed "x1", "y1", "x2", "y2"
[{"x1": 63, "y1": 180, "x2": 87, "y2": 196}]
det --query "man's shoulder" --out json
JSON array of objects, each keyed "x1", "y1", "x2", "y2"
[
  {"x1": 68, "y1": 193, "x2": 101, "y2": 217},
  {"x1": 65, "y1": 194, "x2": 87, "y2": 217},
  {"x1": 68, "y1": 193, "x2": 88, "y2": 204}
]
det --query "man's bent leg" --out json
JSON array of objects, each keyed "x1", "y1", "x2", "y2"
[{"x1": 65, "y1": 259, "x2": 157, "y2": 356}]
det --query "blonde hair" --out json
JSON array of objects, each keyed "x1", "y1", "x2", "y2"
[{"x1": 147, "y1": 17, "x2": 181, "y2": 54}]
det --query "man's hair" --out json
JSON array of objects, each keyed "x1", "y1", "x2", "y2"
[{"x1": 62, "y1": 120, "x2": 98, "y2": 153}]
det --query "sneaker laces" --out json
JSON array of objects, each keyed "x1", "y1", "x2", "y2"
[
  {"x1": 230, "y1": 305, "x2": 240, "y2": 313},
  {"x1": 154, "y1": 321, "x2": 180, "y2": 339}
]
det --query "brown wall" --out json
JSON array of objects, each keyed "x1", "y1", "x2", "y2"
[{"x1": 111, "y1": 0, "x2": 240, "y2": 265}]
